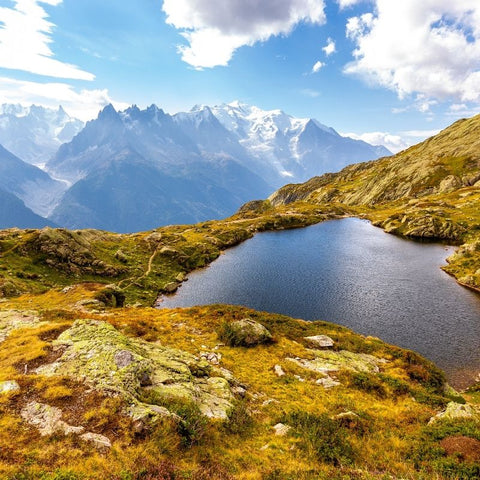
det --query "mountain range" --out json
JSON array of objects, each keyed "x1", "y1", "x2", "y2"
[
  {"x1": 0, "y1": 104, "x2": 84, "y2": 166},
  {"x1": 0, "y1": 102, "x2": 390, "y2": 232}
]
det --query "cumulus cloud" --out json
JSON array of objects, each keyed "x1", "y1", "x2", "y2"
[
  {"x1": 0, "y1": 77, "x2": 128, "y2": 121},
  {"x1": 344, "y1": 1, "x2": 480, "y2": 104},
  {"x1": 0, "y1": 0, "x2": 94, "y2": 80},
  {"x1": 322, "y1": 37, "x2": 336, "y2": 56},
  {"x1": 344, "y1": 129, "x2": 440, "y2": 153},
  {"x1": 162, "y1": 0, "x2": 326, "y2": 68},
  {"x1": 312, "y1": 60, "x2": 325, "y2": 73}
]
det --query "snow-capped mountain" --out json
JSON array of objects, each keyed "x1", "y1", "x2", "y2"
[
  {"x1": 210, "y1": 101, "x2": 391, "y2": 184},
  {"x1": 47, "y1": 104, "x2": 272, "y2": 232},
  {"x1": 0, "y1": 104, "x2": 84, "y2": 166},
  {"x1": 0, "y1": 101, "x2": 391, "y2": 231}
]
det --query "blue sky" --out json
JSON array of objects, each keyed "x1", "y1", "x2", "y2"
[{"x1": 0, "y1": 0, "x2": 479, "y2": 151}]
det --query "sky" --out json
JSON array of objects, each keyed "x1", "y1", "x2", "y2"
[{"x1": 0, "y1": 0, "x2": 480, "y2": 152}]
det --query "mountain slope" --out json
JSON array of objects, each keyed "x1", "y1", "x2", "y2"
[
  {"x1": 270, "y1": 115, "x2": 480, "y2": 207},
  {"x1": 0, "y1": 144, "x2": 66, "y2": 217},
  {"x1": 0, "y1": 187, "x2": 55, "y2": 228},
  {"x1": 0, "y1": 104, "x2": 83, "y2": 165},
  {"x1": 50, "y1": 149, "x2": 266, "y2": 232}
]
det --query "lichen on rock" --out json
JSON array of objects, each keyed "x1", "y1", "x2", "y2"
[
  {"x1": 287, "y1": 349, "x2": 385, "y2": 375},
  {"x1": 0, "y1": 310, "x2": 41, "y2": 342},
  {"x1": 36, "y1": 319, "x2": 235, "y2": 421}
]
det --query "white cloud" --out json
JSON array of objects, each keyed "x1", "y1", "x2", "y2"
[
  {"x1": 337, "y1": 0, "x2": 364, "y2": 10},
  {"x1": 322, "y1": 37, "x2": 336, "y2": 56},
  {"x1": 0, "y1": 0, "x2": 94, "y2": 80},
  {"x1": 162, "y1": 0, "x2": 326, "y2": 68},
  {"x1": 343, "y1": 128, "x2": 440, "y2": 153},
  {"x1": 0, "y1": 77, "x2": 128, "y2": 121},
  {"x1": 312, "y1": 60, "x2": 325, "y2": 73},
  {"x1": 344, "y1": 1, "x2": 480, "y2": 104},
  {"x1": 445, "y1": 103, "x2": 480, "y2": 117},
  {"x1": 300, "y1": 88, "x2": 320, "y2": 97}
]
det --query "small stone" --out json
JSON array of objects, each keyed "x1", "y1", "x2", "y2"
[
  {"x1": 304, "y1": 335, "x2": 334, "y2": 348},
  {"x1": 335, "y1": 411, "x2": 359, "y2": 421},
  {"x1": 262, "y1": 399, "x2": 280, "y2": 407},
  {"x1": 200, "y1": 352, "x2": 221, "y2": 365},
  {"x1": 0, "y1": 380, "x2": 20, "y2": 394},
  {"x1": 80, "y1": 432, "x2": 112, "y2": 450},
  {"x1": 232, "y1": 386, "x2": 247, "y2": 398},
  {"x1": 294, "y1": 375, "x2": 305, "y2": 382},
  {"x1": 175, "y1": 272, "x2": 185, "y2": 282},
  {"x1": 114, "y1": 350, "x2": 135, "y2": 369},
  {"x1": 273, "y1": 423, "x2": 291, "y2": 436},
  {"x1": 274, "y1": 364, "x2": 285, "y2": 377}
]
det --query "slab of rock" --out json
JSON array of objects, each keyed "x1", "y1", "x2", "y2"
[
  {"x1": 36, "y1": 320, "x2": 236, "y2": 422},
  {"x1": 0, "y1": 380, "x2": 20, "y2": 394},
  {"x1": 304, "y1": 335, "x2": 334, "y2": 348},
  {"x1": 315, "y1": 376, "x2": 341, "y2": 388},
  {"x1": 21, "y1": 401, "x2": 84, "y2": 436},
  {"x1": 80, "y1": 432, "x2": 112, "y2": 450},
  {"x1": 114, "y1": 350, "x2": 135, "y2": 368},
  {"x1": 0, "y1": 310, "x2": 41, "y2": 343},
  {"x1": 287, "y1": 350, "x2": 384, "y2": 375},
  {"x1": 225, "y1": 318, "x2": 273, "y2": 347},
  {"x1": 429, "y1": 402, "x2": 479, "y2": 424}
]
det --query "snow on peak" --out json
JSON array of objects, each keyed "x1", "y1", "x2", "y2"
[{"x1": 0, "y1": 104, "x2": 84, "y2": 165}]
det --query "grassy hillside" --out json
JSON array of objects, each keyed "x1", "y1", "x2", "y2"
[{"x1": 1, "y1": 291, "x2": 478, "y2": 480}]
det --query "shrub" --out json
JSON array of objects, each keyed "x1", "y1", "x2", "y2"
[
  {"x1": 348, "y1": 372, "x2": 386, "y2": 398},
  {"x1": 94, "y1": 286, "x2": 125, "y2": 307},
  {"x1": 223, "y1": 401, "x2": 254, "y2": 436},
  {"x1": 284, "y1": 411, "x2": 355, "y2": 466},
  {"x1": 140, "y1": 391, "x2": 208, "y2": 447}
]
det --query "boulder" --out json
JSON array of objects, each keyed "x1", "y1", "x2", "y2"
[
  {"x1": 304, "y1": 335, "x2": 334, "y2": 348},
  {"x1": 274, "y1": 365, "x2": 285, "y2": 377},
  {"x1": 221, "y1": 318, "x2": 273, "y2": 347},
  {"x1": 163, "y1": 282, "x2": 178, "y2": 293},
  {"x1": 273, "y1": 423, "x2": 291, "y2": 436},
  {"x1": 429, "y1": 402, "x2": 479, "y2": 424}
]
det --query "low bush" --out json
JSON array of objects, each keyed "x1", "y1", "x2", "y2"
[{"x1": 284, "y1": 411, "x2": 355, "y2": 466}]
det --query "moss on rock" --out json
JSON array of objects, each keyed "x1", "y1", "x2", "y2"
[{"x1": 36, "y1": 319, "x2": 235, "y2": 420}]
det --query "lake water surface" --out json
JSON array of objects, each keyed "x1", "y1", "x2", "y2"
[{"x1": 159, "y1": 218, "x2": 480, "y2": 389}]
